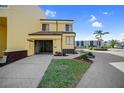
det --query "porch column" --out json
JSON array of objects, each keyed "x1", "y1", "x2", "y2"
[{"x1": 28, "y1": 40, "x2": 34, "y2": 56}]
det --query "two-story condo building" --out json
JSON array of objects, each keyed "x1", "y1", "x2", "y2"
[
  {"x1": 0, "y1": 5, "x2": 76, "y2": 62},
  {"x1": 28, "y1": 19, "x2": 76, "y2": 55}
]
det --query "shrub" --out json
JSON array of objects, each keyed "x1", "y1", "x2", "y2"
[
  {"x1": 87, "y1": 46, "x2": 97, "y2": 50},
  {"x1": 87, "y1": 52, "x2": 95, "y2": 58},
  {"x1": 54, "y1": 51, "x2": 67, "y2": 56},
  {"x1": 80, "y1": 53, "x2": 88, "y2": 60},
  {"x1": 80, "y1": 52, "x2": 95, "y2": 59},
  {"x1": 93, "y1": 48, "x2": 108, "y2": 51},
  {"x1": 54, "y1": 52, "x2": 63, "y2": 56},
  {"x1": 89, "y1": 47, "x2": 93, "y2": 50}
]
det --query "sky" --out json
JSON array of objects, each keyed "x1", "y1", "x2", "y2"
[{"x1": 40, "y1": 5, "x2": 124, "y2": 41}]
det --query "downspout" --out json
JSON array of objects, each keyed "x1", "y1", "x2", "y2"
[
  {"x1": 61, "y1": 34, "x2": 63, "y2": 54},
  {"x1": 74, "y1": 34, "x2": 76, "y2": 52}
]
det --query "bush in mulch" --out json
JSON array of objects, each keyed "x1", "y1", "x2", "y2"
[
  {"x1": 74, "y1": 56, "x2": 93, "y2": 64},
  {"x1": 74, "y1": 52, "x2": 95, "y2": 64},
  {"x1": 87, "y1": 52, "x2": 95, "y2": 58}
]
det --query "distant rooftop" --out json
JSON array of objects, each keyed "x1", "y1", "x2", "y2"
[{"x1": 76, "y1": 39, "x2": 103, "y2": 41}]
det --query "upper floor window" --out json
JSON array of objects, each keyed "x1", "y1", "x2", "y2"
[
  {"x1": 42, "y1": 24, "x2": 49, "y2": 31},
  {"x1": 0, "y1": 5, "x2": 9, "y2": 9},
  {"x1": 65, "y1": 24, "x2": 72, "y2": 32}
]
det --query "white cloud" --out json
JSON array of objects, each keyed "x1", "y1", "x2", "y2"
[
  {"x1": 89, "y1": 15, "x2": 103, "y2": 28},
  {"x1": 45, "y1": 9, "x2": 56, "y2": 17},
  {"x1": 89, "y1": 15, "x2": 97, "y2": 22},
  {"x1": 101, "y1": 34, "x2": 124, "y2": 41},
  {"x1": 92, "y1": 21, "x2": 103, "y2": 27},
  {"x1": 120, "y1": 33, "x2": 124, "y2": 35},
  {"x1": 103, "y1": 12, "x2": 109, "y2": 15}
]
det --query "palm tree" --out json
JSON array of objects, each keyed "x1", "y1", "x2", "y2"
[
  {"x1": 109, "y1": 40, "x2": 119, "y2": 48},
  {"x1": 93, "y1": 30, "x2": 109, "y2": 47}
]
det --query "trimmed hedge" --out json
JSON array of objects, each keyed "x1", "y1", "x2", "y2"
[{"x1": 93, "y1": 48, "x2": 108, "y2": 51}]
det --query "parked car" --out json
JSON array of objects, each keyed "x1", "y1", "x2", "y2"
[{"x1": 116, "y1": 45, "x2": 124, "y2": 49}]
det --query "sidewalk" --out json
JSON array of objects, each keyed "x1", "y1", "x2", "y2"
[
  {"x1": 77, "y1": 48, "x2": 124, "y2": 57},
  {"x1": 108, "y1": 49, "x2": 124, "y2": 57},
  {"x1": 0, "y1": 54, "x2": 53, "y2": 88}
]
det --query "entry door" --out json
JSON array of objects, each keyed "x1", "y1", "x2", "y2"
[
  {"x1": 35, "y1": 40, "x2": 53, "y2": 54},
  {"x1": 44, "y1": 40, "x2": 53, "y2": 53}
]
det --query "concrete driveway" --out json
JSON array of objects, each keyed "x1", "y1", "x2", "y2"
[
  {"x1": 77, "y1": 52, "x2": 124, "y2": 88},
  {"x1": 0, "y1": 54, "x2": 53, "y2": 88},
  {"x1": 108, "y1": 49, "x2": 124, "y2": 57}
]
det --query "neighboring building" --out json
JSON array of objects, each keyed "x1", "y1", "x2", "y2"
[
  {"x1": 0, "y1": 5, "x2": 76, "y2": 59},
  {"x1": 75, "y1": 40, "x2": 102, "y2": 47}
]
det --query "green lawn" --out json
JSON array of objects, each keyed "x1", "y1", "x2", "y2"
[{"x1": 38, "y1": 59, "x2": 90, "y2": 88}]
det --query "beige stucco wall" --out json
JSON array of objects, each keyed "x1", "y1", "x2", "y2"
[
  {"x1": 0, "y1": 5, "x2": 45, "y2": 55},
  {"x1": 53, "y1": 39, "x2": 62, "y2": 53},
  {"x1": 0, "y1": 6, "x2": 75, "y2": 55},
  {"x1": 62, "y1": 34, "x2": 75, "y2": 49},
  {"x1": 0, "y1": 21, "x2": 7, "y2": 51},
  {"x1": 40, "y1": 20, "x2": 73, "y2": 32},
  {"x1": 39, "y1": 20, "x2": 75, "y2": 52},
  {"x1": 28, "y1": 34, "x2": 75, "y2": 55},
  {"x1": 57, "y1": 24, "x2": 65, "y2": 31},
  {"x1": 28, "y1": 35, "x2": 62, "y2": 55},
  {"x1": 49, "y1": 23, "x2": 57, "y2": 31},
  {"x1": 28, "y1": 40, "x2": 35, "y2": 56}
]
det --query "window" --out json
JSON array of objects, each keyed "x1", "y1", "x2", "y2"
[
  {"x1": 42, "y1": 24, "x2": 49, "y2": 31},
  {"x1": 81, "y1": 41, "x2": 84, "y2": 46},
  {"x1": 77, "y1": 41, "x2": 79, "y2": 46},
  {"x1": 90, "y1": 41, "x2": 94, "y2": 46},
  {"x1": 66, "y1": 37, "x2": 74, "y2": 45},
  {"x1": 65, "y1": 24, "x2": 72, "y2": 32},
  {"x1": 0, "y1": 5, "x2": 9, "y2": 9}
]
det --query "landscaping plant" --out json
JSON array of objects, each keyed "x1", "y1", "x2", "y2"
[{"x1": 93, "y1": 30, "x2": 109, "y2": 48}]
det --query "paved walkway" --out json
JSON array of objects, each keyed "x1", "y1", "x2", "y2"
[
  {"x1": 76, "y1": 52, "x2": 124, "y2": 88},
  {"x1": 0, "y1": 54, "x2": 53, "y2": 88}
]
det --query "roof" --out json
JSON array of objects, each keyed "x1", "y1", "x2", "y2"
[
  {"x1": 29, "y1": 31, "x2": 76, "y2": 35},
  {"x1": 40, "y1": 19, "x2": 74, "y2": 21}
]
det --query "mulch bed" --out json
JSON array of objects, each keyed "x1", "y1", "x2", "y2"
[{"x1": 74, "y1": 56, "x2": 93, "y2": 64}]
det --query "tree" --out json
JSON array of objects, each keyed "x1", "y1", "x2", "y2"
[
  {"x1": 93, "y1": 30, "x2": 109, "y2": 47},
  {"x1": 109, "y1": 40, "x2": 119, "y2": 48}
]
